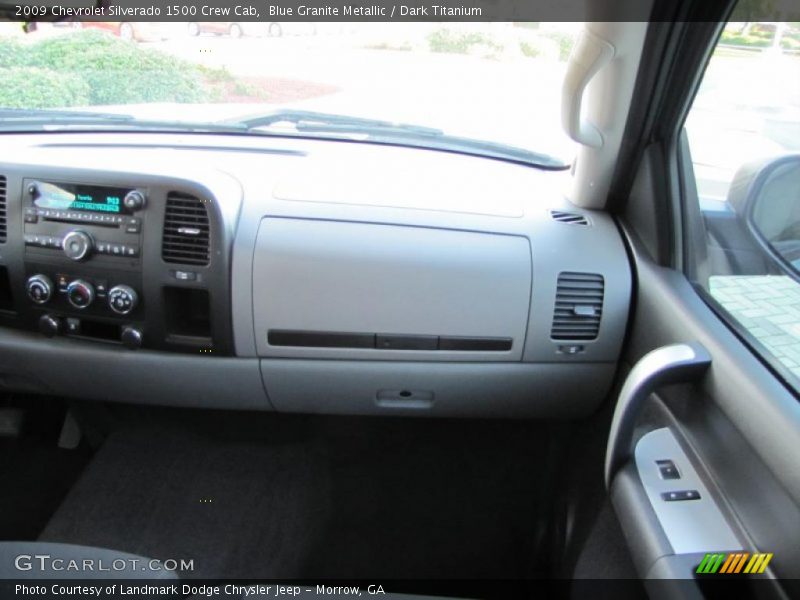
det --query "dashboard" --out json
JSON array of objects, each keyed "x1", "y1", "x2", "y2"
[{"x1": 0, "y1": 132, "x2": 632, "y2": 418}]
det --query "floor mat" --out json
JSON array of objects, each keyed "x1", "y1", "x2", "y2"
[
  {"x1": 40, "y1": 416, "x2": 554, "y2": 579},
  {"x1": 40, "y1": 427, "x2": 330, "y2": 579}
]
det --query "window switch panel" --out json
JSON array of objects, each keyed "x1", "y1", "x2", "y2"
[
  {"x1": 656, "y1": 459, "x2": 681, "y2": 480},
  {"x1": 661, "y1": 489, "x2": 701, "y2": 502}
]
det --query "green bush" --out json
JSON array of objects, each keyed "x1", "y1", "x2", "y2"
[
  {"x1": 0, "y1": 30, "x2": 209, "y2": 108},
  {"x1": 0, "y1": 37, "x2": 25, "y2": 67},
  {"x1": 720, "y1": 31, "x2": 771, "y2": 48},
  {"x1": 427, "y1": 28, "x2": 502, "y2": 55},
  {"x1": 539, "y1": 31, "x2": 575, "y2": 61},
  {"x1": 721, "y1": 28, "x2": 800, "y2": 50},
  {"x1": 23, "y1": 31, "x2": 206, "y2": 104},
  {"x1": 0, "y1": 67, "x2": 90, "y2": 108}
]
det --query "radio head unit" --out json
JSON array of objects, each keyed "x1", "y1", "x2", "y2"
[
  {"x1": 23, "y1": 178, "x2": 145, "y2": 264},
  {"x1": 29, "y1": 180, "x2": 145, "y2": 215}
]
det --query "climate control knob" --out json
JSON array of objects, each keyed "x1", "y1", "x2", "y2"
[
  {"x1": 66, "y1": 279, "x2": 95, "y2": 309},
  {"x1": 123, "y1": 190, "x2": 146, "y2": 211},
  {"x1": 62, "y1": 230, "x2": 93, "y2": 261},
  {"x1": 38, "y1": 314, "x2": 61, "y2": 337},
  {"x1": 108, "y1": 285, "x2": 138, "y2": 315},
  {"x1": 26, "y1": 274, "x2": 53, "y2": 304},
  {"x1": 120, "y1": 326, "x2": 143, "y2": 349}
]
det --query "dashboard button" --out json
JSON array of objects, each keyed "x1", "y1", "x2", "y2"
[
  {"x1": 173, "y1": 270, "x2": 197, "y2": 281},
  {"x1": 65, "y1": 318, "x2": 81, "y2": 334},
  {"x1": 125, "y1": 218, "x2": 142, "y2": 233}
]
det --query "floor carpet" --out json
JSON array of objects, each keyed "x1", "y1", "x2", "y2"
[{"x1": 40, "y1": 416, "x2": 554, "y2": 580}]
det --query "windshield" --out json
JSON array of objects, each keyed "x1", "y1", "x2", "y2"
[{"x1": 0, "y1": 21, "x2": 580, "y2": 166}]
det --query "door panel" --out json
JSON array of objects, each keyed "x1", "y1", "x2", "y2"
[{"x1": 608, "y1": 226, "x2": 800, "y2": 595}]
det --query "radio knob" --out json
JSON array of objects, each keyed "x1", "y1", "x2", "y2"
[
  {"x1": 120, "y1": 326, "x2": 143, "y2": 349},
  {"x1": 108, "y1": 285, "x2": 138, "y2": 315},
  {"x1": 62, "y1": 230, "x2": 93, "y2": 261},
  {"x1": 123, "y1": 190, "x2": 146, "y2": 211},
  {"x1": 26, "y1": 274, "x2": 53, "y2": 304},
  {"x1": 38, "y1": 314, "x2": 61, "y2": 337},
  {"x1": 66, "y1": 279, "x2": 95, "y2": 309}
]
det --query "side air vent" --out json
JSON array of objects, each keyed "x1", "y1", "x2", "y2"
[
  {"x1": 0, "y1": 175, "x2": 6, "y2": 242},
  {"x1": 551, "y1": 272, "x2": 604, "y2": 340},
  {"x1": 549, "y1": 210, "x2": 589, "y2": 226},
  {"x1": 162, "y1": 192, "x2": 210, "y2": 266}
]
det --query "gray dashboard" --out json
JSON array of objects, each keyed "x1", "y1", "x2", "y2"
[{"x1": 0, "y1": 132, "x2": 632, "y2": 417}]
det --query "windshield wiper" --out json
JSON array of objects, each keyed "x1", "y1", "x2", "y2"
[
  {"x1": 223, "y1": 109, "x2": 567, "y2": 169},
  {"x1": 222, "y1": 109, "x2": 445, "y2": 137},
  {"x1": 0, "y1": 108, "x2": 138, "y2": 123},
  {"x1": 0, "y1": 108, "x2": 249, "y2": 134}
]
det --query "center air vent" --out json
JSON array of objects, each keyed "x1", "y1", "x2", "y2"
[
  {"x1": 551, "y1": 272, "x2": 604, "y2": 340},
  {"x1": 550, "y1": 210, "x2": 589, "y2": 226},
  {"x1": 162, "y1": 192, "x2": 210, "y2": 266},
  {"x1": 0, "y1": 175, "x2": 6, "y2": 242}
]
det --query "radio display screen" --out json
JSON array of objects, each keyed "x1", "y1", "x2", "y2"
[{"x1": 32, "y1": 181, "x2": 133, "y2": 215}]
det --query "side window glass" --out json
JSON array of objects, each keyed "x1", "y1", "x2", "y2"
[{"x1": 685, "y1": 17, "x2": 800, "y2": 387}]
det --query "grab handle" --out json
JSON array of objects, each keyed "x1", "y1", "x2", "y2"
[{"x1": 561, "y1": 30, "x2": 615, "y2": 149}]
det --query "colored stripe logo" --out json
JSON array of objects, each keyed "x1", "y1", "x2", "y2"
[{"x1": 696, "y1": 552, "x2": 773, "y2": 574}]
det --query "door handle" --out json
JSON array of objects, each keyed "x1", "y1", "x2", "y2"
[{"x1": 605, "y1": 342, "x2": 712, "y2": 488}]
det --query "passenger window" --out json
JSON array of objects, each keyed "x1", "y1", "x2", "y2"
[{"x1": 684, "y1": 15, "x2": 800, "y2": 388}]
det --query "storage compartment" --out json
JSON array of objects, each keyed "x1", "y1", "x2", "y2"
[
  {"x1": 252, "y1": 218, "x2": 532, "y2": 361},
  {"x1": 261, "y1": 359, "x2": 615, "y2": 417},
  {"x1": 163, "y1": 287, "x2": 212, "y2": 346}
]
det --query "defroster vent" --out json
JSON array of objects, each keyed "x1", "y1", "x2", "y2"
[
  {"x1": 0, "y1": 176, "x2": 6, "y2": 242},
  {"x1": 551, "y1": 272, "x2": 604, "y2": 340},
  {"x1": 162, "y1": 192, "x2": 210, "y2": 266},
  {"x1": 549, "y1": 210, "x2": 589, "y2": 226}
]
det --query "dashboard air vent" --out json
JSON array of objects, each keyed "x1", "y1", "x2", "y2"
[
  {"x1": 550, "y1": 210, "x2": 589, "y2": 226},
  {"x1": 551, "y1": 272, "x2": 604, "y2": 340},
  {"x1": 162, "y1": 192, "x2": 210, "y2": 266},
  {"x1": 0, "y1": 175, "x2": 6, "y2": 242}
]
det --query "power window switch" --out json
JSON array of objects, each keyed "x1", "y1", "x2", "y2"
[
  {"x1": 656, "y1": 459, "x2": 680, "y2": 480},
  {"x1": 661, "y1": 489, "x2": 701, "y2": 502}
]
